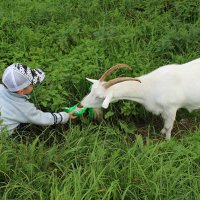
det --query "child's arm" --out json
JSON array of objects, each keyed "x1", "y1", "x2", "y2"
[{"x1": 22, "y1": 101, "x2": 72, "y2": 126}]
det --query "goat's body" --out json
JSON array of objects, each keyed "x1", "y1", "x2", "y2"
[
  {"x1": 112, "y1": 61, "x2": 200, "y2": 110},
  {"x1": 81, "y1": 59, "x2": 200, "y2": 139},
  {"x1": 141, "y1": 58, "x2": 200, "y2": 113}
]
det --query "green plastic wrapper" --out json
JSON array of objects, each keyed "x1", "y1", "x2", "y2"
[{"x1": 64, "y1": 104, "x2": 94, "y2": 119}]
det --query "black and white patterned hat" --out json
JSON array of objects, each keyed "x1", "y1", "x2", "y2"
[{"x1": 2, "y1": 63, "x2": 45, "y2": 92}]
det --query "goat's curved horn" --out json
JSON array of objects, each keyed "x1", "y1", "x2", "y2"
[
  {"x1": 103, "y1": 77, "x2": 141, "y2": 89},
  {"x1": 99, "y1": 64, "x2": 131, "y2": 82}
]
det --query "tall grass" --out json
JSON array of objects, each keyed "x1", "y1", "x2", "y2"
[{"x1": 1, "y1": 126, "x2": 200, "y2": 199}]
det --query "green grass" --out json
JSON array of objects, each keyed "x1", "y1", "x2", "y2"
[
  {"x1": 1, "y1": 0, "x2": 200, "y2": 199},
  {"x1": 1, "y1": 126, "x2": 200, "y2": 199}
]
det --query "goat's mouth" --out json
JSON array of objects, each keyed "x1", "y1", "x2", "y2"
[
  {"x1": 78, "y1": 103, "x2": 83, "y2": 108},
  {"x1": 78, "y1": 103, "x2": 103, "y2": 121}
]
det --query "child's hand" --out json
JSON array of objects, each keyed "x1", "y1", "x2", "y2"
[{"x1": 69, "y1": 107, "x2": 82, "y2": 119}]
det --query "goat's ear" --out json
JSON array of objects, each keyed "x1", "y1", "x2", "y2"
[
  {"x1": 102, "y1": 92, "x2": 113, "y2": 109},
  {"x1": 86, "y1": 78, "x2": 98, "y2": 84}
]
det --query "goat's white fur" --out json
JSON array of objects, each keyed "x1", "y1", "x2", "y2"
[{"x1": 81, "y1": 58, "x2": 200, "y2": 139}]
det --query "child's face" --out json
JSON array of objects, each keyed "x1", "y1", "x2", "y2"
[{"x1": 22, "y1": 85, "x2": 33, "y2": 95}]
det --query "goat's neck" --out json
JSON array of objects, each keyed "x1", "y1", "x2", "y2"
[{"x1": 109, "y1": 81, "x2": 145, "y2": 104}]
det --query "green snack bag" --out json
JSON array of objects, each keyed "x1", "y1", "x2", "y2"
[
  {"x1": 74, "y1": 107, "x2": 88, "y2": 117},
  {"x1": 63, "y1": 104, "x2": 78, "y2": 113},
  {"x1": 64, "y1": 104, "x2": 94, "y2": 118},
  {"x1": 87, "y1": 108, "x2": 94, "y2": 118}
]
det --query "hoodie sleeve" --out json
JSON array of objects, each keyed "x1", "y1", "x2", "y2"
[{"x1": 21, "y1": 101, "x2": 69, "y2": 126}]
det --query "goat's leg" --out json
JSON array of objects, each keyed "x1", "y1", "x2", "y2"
[{"x1": 160, "y1": 108, "x2": 177, "y2": 140}]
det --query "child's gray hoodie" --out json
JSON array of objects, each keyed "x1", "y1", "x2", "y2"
[{"x1": 0, "y1": 84, "x2": 69, "y2": 134}]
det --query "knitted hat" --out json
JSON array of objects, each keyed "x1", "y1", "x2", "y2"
[{"x1": 2, "y1": 63, "x2": 45, "y2": 92}]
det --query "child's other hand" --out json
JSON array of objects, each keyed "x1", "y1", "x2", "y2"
[{"x1": 69, "y1": 107, "x2": 82, "y2": 119}]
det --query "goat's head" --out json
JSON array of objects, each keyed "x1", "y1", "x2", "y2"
[{"x1": 80, "y1": 64, "x2": 141, "y2": 109}]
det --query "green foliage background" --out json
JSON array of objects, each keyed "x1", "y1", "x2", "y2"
[
  {"x1": 1, "y1": 0, "x2": 200, "y2": 112},
  {"x1": 1, "y1": 0, "x2": 200, "y2": 199}
]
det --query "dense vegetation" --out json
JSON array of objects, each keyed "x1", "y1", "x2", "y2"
[{"x1": 1, "y1": 0, "x2": 200, "y2": 199}]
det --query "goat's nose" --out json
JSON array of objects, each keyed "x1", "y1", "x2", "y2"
[{"x1": 78, "y1": 103, "x2": 83, "y2": 108}]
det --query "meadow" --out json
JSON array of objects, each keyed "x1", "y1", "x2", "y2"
[{"x1": 1, "y1": 0, "x2": 200, "y2": 199}]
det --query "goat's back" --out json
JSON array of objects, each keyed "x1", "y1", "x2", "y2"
[{"x1": 140, "y1": 58, "x2": 200, "y2": 111}]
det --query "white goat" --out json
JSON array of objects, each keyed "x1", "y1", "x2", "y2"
[{"x1": 81, "y1": 58, "x2": 200, "y2": 139}]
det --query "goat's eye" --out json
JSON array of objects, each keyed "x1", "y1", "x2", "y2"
[{"x1": 95, "y1": 95, "x2": 104, "y2": 99}]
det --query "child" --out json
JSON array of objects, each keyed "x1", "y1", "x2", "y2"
[{"x1": 0, "y1": 63, "x2": 78, "y2": 134}]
